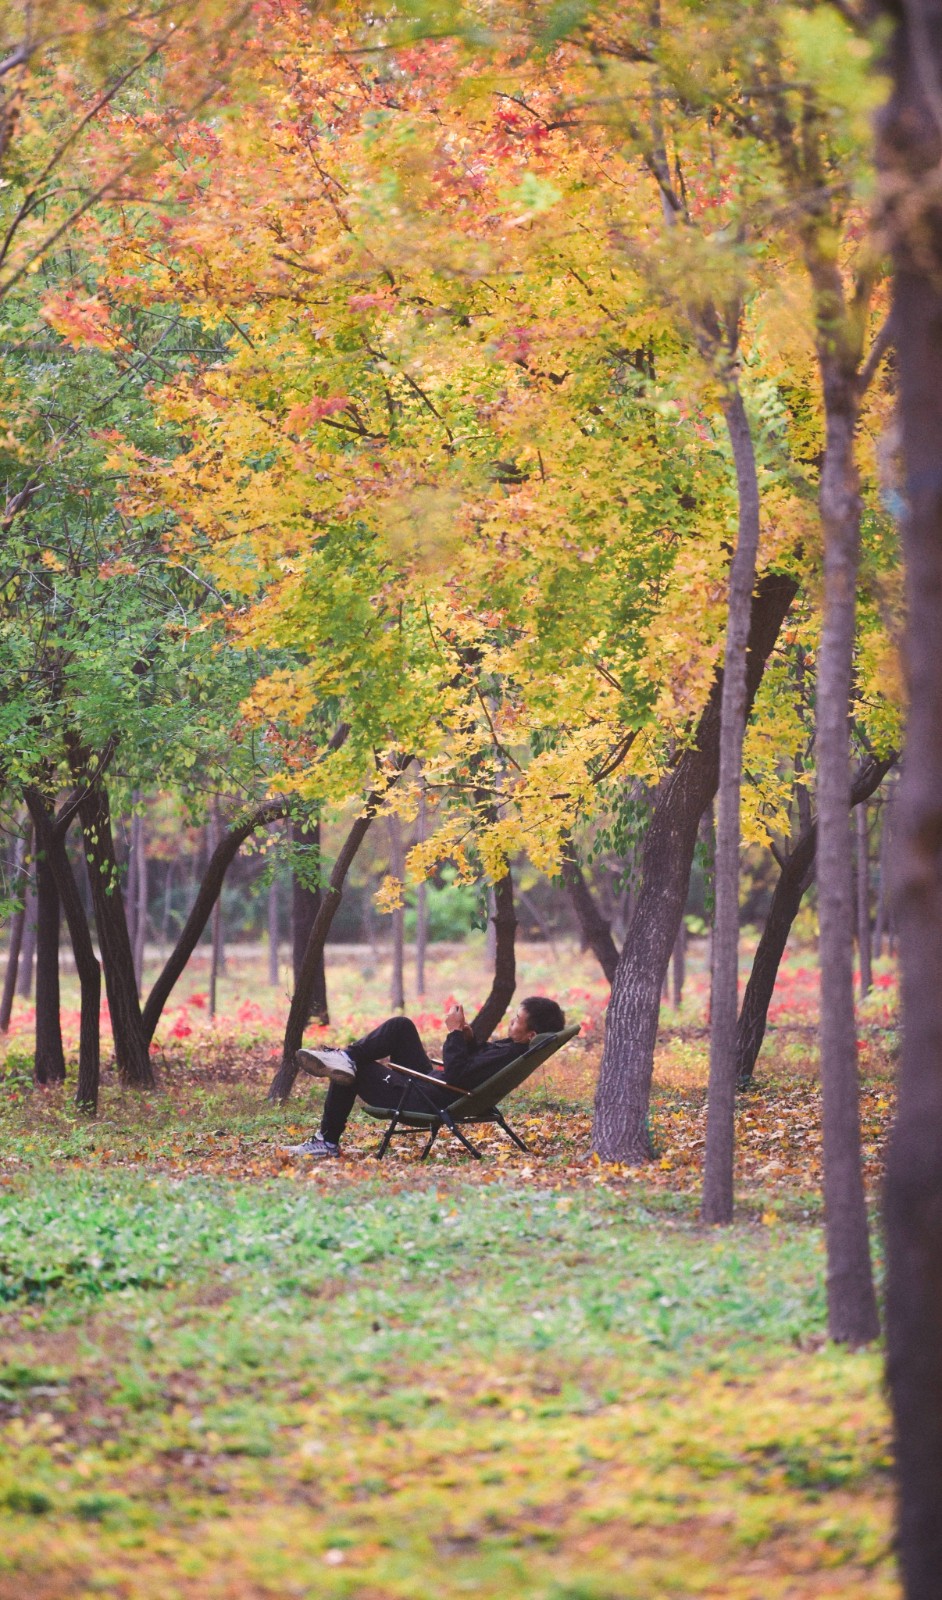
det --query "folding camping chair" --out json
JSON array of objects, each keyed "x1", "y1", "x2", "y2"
[{"x1": 361, "y1": 1023, "x2": 581, "y2": 1161}]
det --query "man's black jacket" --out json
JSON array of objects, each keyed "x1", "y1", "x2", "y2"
[{"x1": 440, "y1": 1029, "x2": 528, "y2": 1092}]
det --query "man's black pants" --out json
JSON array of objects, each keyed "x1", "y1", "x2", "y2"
[{"x1": 319, "y1": 1016, "x2": 450, "y2": 1145}]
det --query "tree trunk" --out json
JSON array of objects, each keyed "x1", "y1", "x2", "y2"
[
  {"x1": 388, "y1": 814, "x2": 406, "y2": 1012},
  {"x1": 79, "y1": 783, "x2": 154, "y2": 1088},
  {"x1": 879, "y1": 9, "x2": 942, "y2": 1586},
  {"x1": 672, "y1": 918, "x2": 686, "y2": 1010},
  {"x1": 560, "y1": 849, "x2": 619, "y2": 984},
  {"x1": 17, "y1": 880, "x2": 36, "y2": 998},
  {"x1": 815, "y1": 378, "x2": 879, "y2": 1344},
  {"x1": 269, "y1": 801, "x2": 386, "y2": 1102},
  {"x1": 131, "y1": 807, "x2": 147, "y2": 994},
  {"x1": 267, "y1": 874, "x2": 280, "y2": 987},
  {"x1": 415, "y1": 787, "x2": 428, "y2": 998},
  {"x1": 737, "y1": 755, "x2": 894, "y2": 1089},
  {"x1": 208, "y1": 801, "x2": 223, "y2": 1020},
  {"x1": 140, "y1": 797, "x2": 288, "y2": 1041},
  {"x1": 291, "y1": 818, "x2": 328, "y2": 1024},
  {"x1": 702, "y1": 383, "x2": 764, "y2": 1224},
  {"x1": 32, "y1": 845, "x2": 66, "y2": 1084},
  {"x1": 0, "y1": 828, "x2": 30, "y2": 1033},
  {"x1": 873, "y1": 780, "x2": 895, "y2": 959},
  {"x1": 25, "y1": 792, "x2": 99, "y2": 1113},
  {"x1": 856, "y1": 802, "x2": 873, "y2": 998},
  {"x1": 471, "y1": 869, "x2": 517, "y2": 1042},
  {"x1": 591, "y1": 571, "x2": 797, "y2": 1162}
]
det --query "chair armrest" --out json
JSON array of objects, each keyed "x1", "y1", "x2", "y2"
[{"x1": 382, "y1": 1058, "x2": 469, "y2": 1096}]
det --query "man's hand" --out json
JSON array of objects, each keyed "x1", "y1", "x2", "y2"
[{"x1": 445, "y1": 1002, "x2": 467, "y2": 1033}]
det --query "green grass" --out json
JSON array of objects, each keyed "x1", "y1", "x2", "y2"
[{"x1": 0, "y1": 1171, "x2": 896, "y2": 1599}]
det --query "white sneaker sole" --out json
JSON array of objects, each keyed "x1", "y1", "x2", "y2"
[{"x1": 294, "y1": 1049, "x2": 356, "y2": 1084}]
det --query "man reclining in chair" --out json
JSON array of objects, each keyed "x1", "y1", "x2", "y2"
[{"x1": 281, "y1": 996, "x2": 566, "y2": 1159}]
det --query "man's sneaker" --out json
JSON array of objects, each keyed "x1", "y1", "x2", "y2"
[
  {"x1": 279, "y1": 1136, "x2": 340, "y2": 1159},
  {"x1": 294, "y1": 1047, "x2": 356, "y2": 1084}
]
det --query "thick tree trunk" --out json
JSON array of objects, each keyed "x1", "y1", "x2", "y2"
[
  {"x1": 291, "y1": 818, "x2": 328, "y2": 1024},
  {"x1": 592, "y1": 571, "x2": 797, "y2": 1162},
  {"x1": 560, "y1": 850, "x2": 619, "y2": 985},
  {"x1": 471, "y1": 869, "x2": 517, "y2": 1042},
  {"x1": 879, "y1": 9, "x2": 942, "y2": 1586},
  {"x1": 702, "y1": 383, "x2": 764, "y2": 1224},
  {"x1": 17, "y1": 880, "x2": 36, "y2": 998},
  {"x1": 25, "y1": 792, "x2": 99, "y2": 1113},
  {"x1": 736, "y1": 756, "x2": 894, "y2": 1087},
  {"x1": 269, "y1": 803, "x2": 383, "y2": 1102},
  {"x1": 388, "y1": 814, "x2": 406, "y2": 1012},
  {"x1": 141, "y1": 797, "x2": 288, "y2": 1041},
  {"x1": 856, "y1": 802, "x2": 873, "y2": 998},
  {"x1": 815, "y1": 384, "x2": 879, "y2": 1344},
  {"x1": 32, "y1": 847, "x2": 66, "y2": 1084},
  {"x1": 79, "y1": 783, "x2": 154, "y2": 1088},
  {"x1": 0, "y1": 829, "x2": 30, "y2": 1033}
]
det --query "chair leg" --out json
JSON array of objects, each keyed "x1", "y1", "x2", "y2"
[
  {"x1": 375, "y1": 1112, "x2": 400, "y2": 1160},
  {"x1": 442, "y1": 1110, "x2": 483, "y2": 1160},
  {"x1": 420, "y1": 1122, "x2": 441, "y2": 1161},
  {"x1": 493, "y1": 1108, "x2": 530, "y2": 1154}
]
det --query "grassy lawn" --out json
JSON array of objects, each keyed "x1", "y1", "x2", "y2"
[{"x1": 0, "y1": 943, "x2": 900, "y2": 1597}]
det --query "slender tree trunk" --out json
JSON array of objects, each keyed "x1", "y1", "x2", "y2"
[
  {"x1": 415, "y1": 787, "x2": 428, "y2": 998},
  {"x1": 291, "y1": 818, "x2": 328, "y2": 1024},
  {"x1": 25, "y1": 792, "x2": 99, "y2": 1113},
  {"x1": 737, "y1": 756, "x2": 894, "y2": 1088},
  {"x1": 140, "y1": 797, "x2": 288, "y2": 1041},
  {"x1": 471, "y1": 869, "x2": 517, "y2": 1042},
  {"x1": 672, "y1": 919, "x2": 686, "y2": 1010},
  {"x1": 267, "y1": 874, "x2": 280, "y2": 987},
  {"x1": 873, "y1": 781, "x2": 895, "y2": 959},
  {"x1": 815, "y1": 381, "x2": 879, "y2": 1344},
  {"x1": 388, "y1": 814, "x2": 406, "y2": 1012},
  {"x1": 702, "y1": 383, "x2": 764, "y2": 1224},
  {"x1": 0, "y1": 829, "x2": 30, "y2": 1033},
  {"x1": 78, "y1": 783, "x2": 154, "y2": 1088},
  {"x1": 560, "y1": 850, "x2": 619, "y2": 984},
  {"x1": 131, "y1": 807, "x2": 147, "y2": 994},
  {"x1": 592, "y1": 572, "x2": 796, "y2": 1162},
  {"x1": 208, "y1": 800, "x2": 224, "y2": 1020},
  {"x1": 879, "y1": 10, "x2": 942, "y2": 1585},
  {"x1": 32, "y1": 846, "x2": 66, "y2": 1084},
  {"x1": 485, "y1": 884, "x2": 497, "y2": 965},
  {"x1": 856, "y1": 802, "x2": 873, "y2": 998},
  {"x1": 269, "y1": 804, "x2": 383, "y2": 1101},
  {"x1": 17, "y1": 880, "x2": 36, "y2": 998}
]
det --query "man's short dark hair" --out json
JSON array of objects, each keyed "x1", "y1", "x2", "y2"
[{"x1": 521, "y1": 996, "x2": 566, "y2": 1034}]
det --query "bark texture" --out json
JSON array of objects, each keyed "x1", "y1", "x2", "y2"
[
  {"x1": 560, "y1": 849, "x2": 619, "y2": 985},
  {"x1": 856, "y1": 803, "x2": 873, "y2": 997},
  {"x1": 269, "y1": 804, "x2": 381, "y2": 1102},
  {"x1": 0, "y1": 829, "x2": 30, "y2": 1033},
  {"x1": 702, "y1": 384, "x2": 764, "y2": 1223},
  {"x1": 141, "y1": 797, "x2": 288, "y2": 1041},
  {"x1": 816, "y1": 387, "x2": 879, "y2": 1344},
  {"x1": 79, "y1": 783, "x2": 154, "y2": 1088},
  {"x1": 736, "y1": 755, "x2": 894, "y2": 1087},
  {"x1": 32, "y1": 846, "x2": 65, "y2": 1084},
  {"x1": 592, "y1": 571, "x2": 797, "y2": 1162},
  {"x1": 17, "y1": 882, "x2": 36, "y2": 999},
  {"x1": 879, "y1": 6, "x2": 942, "y2": 1587},
  {"x1": 388, "y1": 815, "x2": 406, "y2": 1012},
  {"x1": 470, "y1": 869, "x2": 517, "y2": 1042},
  {"x1": 25, "y1": 791, "x2": 100, "y2": 1112},
  {"x1": 291, "y1": 818, "x2": 328, "y2": 1024}
]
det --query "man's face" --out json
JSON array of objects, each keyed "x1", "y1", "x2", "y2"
[{"x1": 508, "y1": 1004, "x2": 536, "y2": 1044}]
